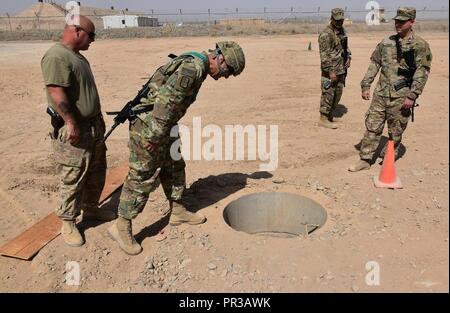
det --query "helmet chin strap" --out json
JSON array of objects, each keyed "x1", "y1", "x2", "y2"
[{"x1": 212, "y1": 57, "x2": 220, "y2": 76}]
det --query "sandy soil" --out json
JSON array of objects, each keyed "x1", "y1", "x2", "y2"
[{"x1": 0, "y1": 32, "x2": 448, "y2": 293}]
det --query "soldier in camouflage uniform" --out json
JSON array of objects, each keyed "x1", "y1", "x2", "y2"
[
  {"x1": 41, "y1": 16, "x2": 114, "y2": 247},
  {"x1": 349, "y1": 7, "x2": 432, "y2": 172},
  {"x1": 318, "y1": 8, "x2": 352, "y2": 129},
  {"x1": 108, "y1": 41, "x2": 245, "y2": 255}
]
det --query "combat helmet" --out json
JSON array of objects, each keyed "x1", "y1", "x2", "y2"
[{"x1": 216, "y1": 41, "x2": 245, "y2": 76}]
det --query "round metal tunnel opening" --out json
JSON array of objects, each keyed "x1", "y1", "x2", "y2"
[{"x1": 223, "y1": 192, "x2": 327, "y2": 237}]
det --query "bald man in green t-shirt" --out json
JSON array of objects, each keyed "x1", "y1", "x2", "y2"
[{"x1": 41, "y1": 15, "x2": 114, "y2": 247}]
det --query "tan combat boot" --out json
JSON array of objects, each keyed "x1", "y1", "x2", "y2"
[
  {"x1": 318, "y1": 114, "x2": 338, "y2": 129},
  {"x1": 61, "y1": 220, "x2": 84, "y2": 247},
  {"x1": 107, "y1": 217, "x2": 142, "y2": 255},
  {"x1": 348, "y1": 159, "x2": 371, "y2": 172},
  {"x1": 169, "y1": 201, "x2": 206, "y2": 226},
  {"x1": 82, "y1": 208, "x2": 117, "y2": 221}
]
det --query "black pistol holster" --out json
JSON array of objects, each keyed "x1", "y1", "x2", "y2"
[{"x1": 46, "y1": 106, "x2": 64, "y2": 139}]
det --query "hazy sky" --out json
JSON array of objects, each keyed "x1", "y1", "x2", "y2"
[{"x1": 1, "y1": 0, "x2": 449, "y2": 15}]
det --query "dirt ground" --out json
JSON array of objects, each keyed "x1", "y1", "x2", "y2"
[{"x1": 0, "y1": 32, "x2": 448, "y2": 293}]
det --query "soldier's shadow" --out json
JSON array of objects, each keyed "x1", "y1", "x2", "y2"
[
  {"x1": 354, "y1": 135, "x2": 406, "y2": 164},
  {"x1": 184, "y1": 171, "x2": 273, "y2": 212},
  {"x1": 332, "y1": 103, "x2": 348, "y2": 118},
  {"x1": 134, "y1": 171, "x2": 273, "y2": 242}
]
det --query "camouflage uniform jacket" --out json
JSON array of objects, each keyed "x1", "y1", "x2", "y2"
[
  {"x1": 360, "y1": 32, "x2": 432, "y2": 100},
  {"x1": 318, "y1": 25, "x2": 351, "y2": 76},
  {"x1": 135, "y1": 52, "x2": 209, "y2": 144}
]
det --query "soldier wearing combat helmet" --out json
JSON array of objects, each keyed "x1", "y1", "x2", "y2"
[{"x1": 108, "y1": 41, "x2": 245, "y2": 255}]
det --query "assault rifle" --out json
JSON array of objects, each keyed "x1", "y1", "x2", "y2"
[
  {"x1": 393, "y1": 49, "x2": 418, "y2": 122},
  {"x1": 341, "y1": 34, "x2": 349, "y2": 86},
  {"x1": 103, "y1": 77, "x2": 154, "y2": 142}
]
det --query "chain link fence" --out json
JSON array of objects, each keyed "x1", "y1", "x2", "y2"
[{"x1": 0, "y1": 6, "x2": 448, "y2": 40}]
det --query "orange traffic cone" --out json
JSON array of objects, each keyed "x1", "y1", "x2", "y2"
[{"x1": 373, "y1": 140, "x2": 403, "y2": 189}]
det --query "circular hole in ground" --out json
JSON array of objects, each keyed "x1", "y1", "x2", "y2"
[{"x1": 223, "y1": 192, "x2": 327, "y2": 237}]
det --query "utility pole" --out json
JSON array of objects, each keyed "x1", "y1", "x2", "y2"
[{"x1": 6, "y1": 13, "x2": 12, "y2": 31}]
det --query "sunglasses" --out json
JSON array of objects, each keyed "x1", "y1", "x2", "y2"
[{"x1": 75, "y1": 26, "x2": 96, "y2": 39}]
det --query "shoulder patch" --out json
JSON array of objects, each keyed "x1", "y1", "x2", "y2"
[
  {"x1": 421, "y1": 52, "x2": 432, "y2": 68},
  {"x1": 175, "y1": 64, "x2": 196, "y2": 91},
  {"x1": 179, "y1": 76, "x2": 192, "y2": 89},
  {"x1": 180, "y1": 66, "x2": 195, "y2": 78}
]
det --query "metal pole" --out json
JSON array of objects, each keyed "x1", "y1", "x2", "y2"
[
  {"x1": 35, "y1": 12, "x2": 40, "y2": 30},
  {"x1": 317, "y1": 7, "x2": 320, "y2": 34},
  {"x1": 6, "y1": 13, "x2": 12, "y2": 31}
]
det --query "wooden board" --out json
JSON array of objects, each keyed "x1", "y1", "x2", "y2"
[
  {"x1": 0, "y1": 161, "x2": 129, "y2": 260},
  {"x1": 0, "y1": 213, "x2": 61, "y2": 260},
  {"x1": 99, "y1": 162, "x2": 129, "y2": 204}
]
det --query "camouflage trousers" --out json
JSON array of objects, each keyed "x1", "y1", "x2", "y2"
[
  {"x1": 359, "y1": 94, "x2": 411, "y2": 161},
  {"x1": 118, "y1": 118, "x2": 186, "y2": 220},
  {"x1": 320, "y1": 74, "x2": 345, "y2": 116},
  {"x1": 52, "y1": 115, "x2": 107, "y2": 221}
]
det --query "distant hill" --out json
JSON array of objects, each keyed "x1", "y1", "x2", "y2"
[
  {"x1": 5, "y1": 2, "x2": 144, "y2": 31},
  {"x1": 15, "y1": 2, "x2": 64, "y2": 18}
]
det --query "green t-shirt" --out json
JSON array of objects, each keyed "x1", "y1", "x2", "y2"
[{"x1": 41, "y1": 43, "x2": 101, "y2": 120}]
